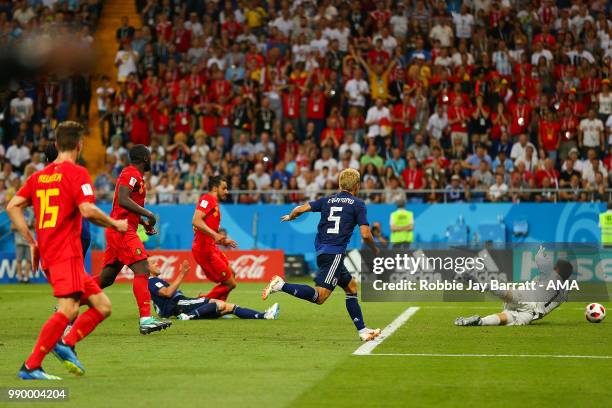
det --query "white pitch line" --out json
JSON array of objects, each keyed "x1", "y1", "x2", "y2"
[
  {"x1": 353, "y1": 307, "x2": 420, "y2": 356},
  {"x1": 360, "y1": 353, "x2": 612, "y2": 359}
]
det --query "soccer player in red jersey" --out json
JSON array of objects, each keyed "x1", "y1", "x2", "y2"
[
  {"x1": 192, "y1": 176, "x2": 238, "y2": 301},
  {"x1": 97, "y1": 144, "x2": 171, "y2": 334},
  {"x1": 7, "y1": 121, "x2": 128, "y2": 380}
]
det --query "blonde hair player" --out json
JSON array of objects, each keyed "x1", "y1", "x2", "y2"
[{"x1": 262, "y1": 168, "x2": 382, "y2": 341}]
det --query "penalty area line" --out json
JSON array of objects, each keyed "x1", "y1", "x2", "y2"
[
  {"x1": 352, "y1": 307, "x2": 420, "y2": 356},
  {"x1": 360, "y1": 353, "x2": 612, "y2": 360}
]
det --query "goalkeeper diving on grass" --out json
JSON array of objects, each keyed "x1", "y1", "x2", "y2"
[
  {"x1": 262, "y1": 168, "x2": 381, "y2": 342},
  {"x1": 455, "y1": 246, "x2": 574, "y2": 326},
  {"x1": 149, "y1": 259, "x2": 279, "y2": 321}
]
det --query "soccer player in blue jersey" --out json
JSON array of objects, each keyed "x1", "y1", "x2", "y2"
[
  {"x1": 149, "y1": 259, "x2": 279, "y2": 321},
  {"x1": 262, "y1": 168, "x2": 381, "y2": 341}
]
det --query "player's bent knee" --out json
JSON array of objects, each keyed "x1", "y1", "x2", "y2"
[
  {"x1": 97, "y1": 304, "x2": 112, "y2": 318},
  {"x1": 96, "y1": 299, "x2": 112, "y2": 318},
  {"x1": 87, "y1": 293, "x2": 112, "y2": 317},
  {"x1": 315, "y1": 288, "x2": 330, "y2": 305},
  {"x1": 58, "y1": 302, "x2": 80, "y2": 321},
  {"x1": 345, "y1": 279, "x2": 358, "y2": 294}
]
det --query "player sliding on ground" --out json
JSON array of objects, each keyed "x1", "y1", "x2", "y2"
[
  {"x1": 7, "y1": 121, "x2": 128, "y2": 380},
  {"x1": 192, "y1": 176, "x2": 239, "y2": 301},
  {"x1": 262, "y1": 168, "x2": 382, "y2": 341},
  {"x1": 455, "y1": 247, "x2": 574, "y2": 326},
  {"x1": 97, "y1": 145, "x2": 171, "y2": 335},
  {"x1": 148, "y1": 259, "x2": 279, "y2": 320}
]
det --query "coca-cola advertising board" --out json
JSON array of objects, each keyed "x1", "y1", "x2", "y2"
[{"x1": 90, "y1": 250, "x2": 285, "y2": 282}]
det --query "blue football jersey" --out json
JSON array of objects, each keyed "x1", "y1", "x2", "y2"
[
  {"x1": 148, "y1": 277, "x2": 183, "y2": 318},
  {"x1": 309, "y1": 191, "x2": 369, "y2": 255}
]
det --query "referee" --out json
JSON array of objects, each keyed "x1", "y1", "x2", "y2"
[{"x1": 599, "y1": 202, "x2": 612, "y2": 248}]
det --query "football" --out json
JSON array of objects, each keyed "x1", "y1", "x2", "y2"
[{"x1": 585, "y1": 303, "x2": 606, "y2": 323}]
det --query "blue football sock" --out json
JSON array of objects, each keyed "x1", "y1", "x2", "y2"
[
  {"x1": 233, "y1": 306, "x2": 264, "y2": 319},
  {"x1": 191, "y1": 303, "x2": 219, "y2": 319},
  {"x1": 281, "y1": 283, "x2": 318, "y2": 303},
  {"x1": 345, "y1": 293, "x2": 366, "y2": 331}
]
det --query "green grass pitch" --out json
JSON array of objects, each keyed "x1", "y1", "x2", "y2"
[{"x1": 1, "y1": 282, "x2": 611, "y2": 408}]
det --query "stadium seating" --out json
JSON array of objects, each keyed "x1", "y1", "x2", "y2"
[{"x1": 1, "y1": 1, "x2": 612, "y2": 207}]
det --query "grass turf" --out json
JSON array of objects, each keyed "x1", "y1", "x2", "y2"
[{"x1": 0, "y1": 282, "x2": 610, "y2": 408}]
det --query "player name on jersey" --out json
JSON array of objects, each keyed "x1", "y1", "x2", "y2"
[{"x1": 37, "y1": 173, "x2": 62, "y2": 183}]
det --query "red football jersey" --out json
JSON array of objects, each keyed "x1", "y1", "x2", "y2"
[
  {"x1": 16, "y1": 161, "x2": 95, "y2": 269},
  {"x1": 193, "y1": 193, "x2": 220, "y2": 251},
  {"x1": 110, "y1": 165, "x2": 146, "y2": 231}
]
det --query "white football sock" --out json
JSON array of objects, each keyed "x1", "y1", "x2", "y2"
[{"x1": 480, "y1": 314, "x2": 502, "y2": 326}]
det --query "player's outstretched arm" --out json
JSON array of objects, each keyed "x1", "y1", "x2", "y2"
[
  {"x1": 118, "y1": 185, "x2": 156, "y2": 227},
  {"x1": 79, "y1": 202, "x2": 128, "y2": 232},
  {"x1": 281, "y1": 202, "x2": 311, "y2": 222},
  {"x1": 157, "y1": 260, "x2": 189, "y2": 298}
]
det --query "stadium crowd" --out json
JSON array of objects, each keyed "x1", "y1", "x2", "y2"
[
  {"x1": 2, "y1": 0, "x2": 612, "y2": 206},
  {"x1": 0, "y1": 0, "x2": 102, "y2": 206}
]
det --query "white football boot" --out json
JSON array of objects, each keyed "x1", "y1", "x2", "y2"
[
  {"x1": 264, "y1": 303, "x2": 280, "y2": 320},
  {"x1": 358, "y1": 328, "x2": 381, "y2": 342}
]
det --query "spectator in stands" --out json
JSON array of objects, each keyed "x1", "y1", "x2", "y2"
[
  {"x1": 9, "y1": 89, "x2": 33, "y2": 130},
  {"x1": 116, "y1": 16, "x2": 135, "y2": 44},
  {"x1": 472, "y1": 161, "x2": 494, "y2": 190},
  {"x1": 445, "y1": 174, "x2": 467, "y2": 203},
  {"x1": 488, "y1": 173, "x2": 509, "y2": 202},
  {"x1": 407, "y1": 133, "x2": 430, "y2": 163},
  {"x1": 106, "y1": 135, "x2": 127, "y2": 162},
  {"x1": 5, "y1": 0, "x2": 611, "y2": 206},
  {"x1": 232, "y1": 132, "x2": 255, "y2": 159},
  {"x1": 156, "y1": 174, "x2": 176, "y2": 204},
  {"x1": 94, "y1": 159, "x2": 116, "y2": 198},
  {"x1": 360, "y1": 144, "x2": 384, "y2": 173},
  {"x1": 178, "y1": 181, "x2": 199, "y2": 204},
  {"x1": 426, "y1": 103, "x2": 448, "y2": 144},
  {"x1": 115, "y1": 42, "x2": 139, "y2": 82},
  {"x1": 510, "y1": 134, "x2": 537, "y2": 163},
  {"x1": 247, "y1": 163, "x2": 272, "y2": 191},
  {"x1": 5, "y1": 135, "x2": 30, "y2": 173},
  {"x1": 579, "y1": 108, "x2": 605, "y2": 156}
]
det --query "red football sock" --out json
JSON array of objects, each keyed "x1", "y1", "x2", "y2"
[
  {"x1": 63, "y1": 308, "x2": 106, "y2": 347},
  {"x1": 205, "y1": 283, "x2": 231, "y2": 301},
  {"x1": 25, "y1": 312, "x2": 70, "y2": 369},
  {"x1": 133, "y1": 274, "x2": 151, "y2": 318}
]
